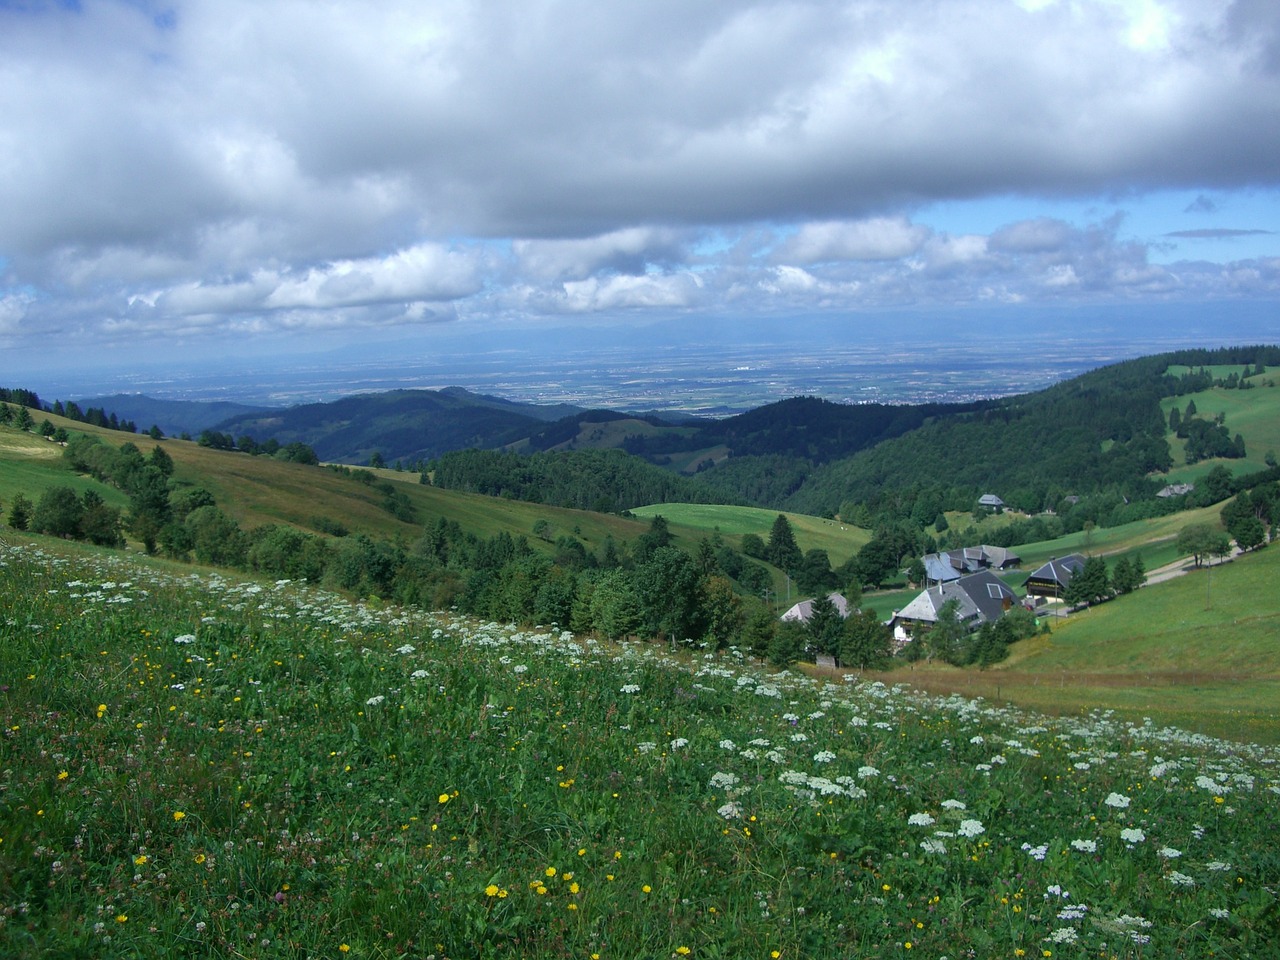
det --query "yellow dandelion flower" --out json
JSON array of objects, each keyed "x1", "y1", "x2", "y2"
[
  {"x1": 57, "y1": 771, "x2": 69, "y2": 781},
  {"x1": 545, "y1": 866, "x2": 557, "y2": 878},
  {"x1": 641, "y1": 884, "x2": 651, "y2": 894},
  {"x1": 194, "y1": 853, "x2": 206, "y2": 864},
  {"x1": 134, "y1": 855, "x2": 148, "y2": 866},
  {"x1": 569, "y1": 882, "x2": 580, "y2": 894},
  {"x1": 115, "y1": 914, "x2": 128, "y2": 923},
  {"x1": 173, "y1": 811, "x2": 186, "y2": 821},
  {"x1": 339, "y1": 945, "x2": 350, "y2": 954},
  {"x1": 676, "y1": 947, "x2": 691, "y2": 956},
  {"x1": 438, "y1": 793, "x2": 450, "y2": 804},
  {"x1": 485, "y1": 884, "x2": 500, "y2": 897}
]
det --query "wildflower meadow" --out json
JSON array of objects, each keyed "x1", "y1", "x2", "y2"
[{"x1": 1, "y1": 537, "x2": 1277, "y2": 958}]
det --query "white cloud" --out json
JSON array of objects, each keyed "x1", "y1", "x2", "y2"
[
  {"x1": 561, "y1": 273, "x2": 702, "y2": 312},
  {"x1": 264, "y1": 244, "x2": 481, "y2": 310},
  {"x1": 0, "y1": 0, "x2": 1277, "y2": 355},
  {"x1": 779, "y1": 218, "x2": 930, "y2": 263},
  {"x1": 515, "y1": 228, "x2": 688, "y2": 281}
]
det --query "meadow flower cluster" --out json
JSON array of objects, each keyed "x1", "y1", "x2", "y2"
[{"x1": 1, "y1": 538, "x2": 1278, "y2": 958}]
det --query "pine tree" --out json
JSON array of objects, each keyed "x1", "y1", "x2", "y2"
[
  {"x1": 7, "y1": 493, "x2": 32, "y2": 530},
  {"x1": 767, "y1": 514, "x2": 803, "y2": 573}
]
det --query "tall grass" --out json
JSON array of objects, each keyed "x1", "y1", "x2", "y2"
[{"x1": 2, "y1": 536, "x2": 1278, "y2": 958}]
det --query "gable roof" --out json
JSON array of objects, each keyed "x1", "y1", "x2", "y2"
[
  {"x1": 892, "y1": 569, "x2": 1017, "y2": 629},
  {"x1": 1023, "y1": 554, "x2": 1086, "y2": 588},
  {"x1": 780, "y1": 592, "x2": 851, "y2": 623},
  {"x1": 978, "y1": 493, "x2": 1005, "y2": 507},
  {"x1": 920, "y1": 545, "x2": 1021, "y2": 584}
]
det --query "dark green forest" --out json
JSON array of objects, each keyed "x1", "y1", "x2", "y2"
[
  {"x1": 427, "y1": 447, "x2": 734, "y2": 513},
  {"x1": 427, "y1": 345, "x2": 1280, "y2": 530}
]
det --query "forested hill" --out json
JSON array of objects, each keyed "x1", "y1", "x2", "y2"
[
  {"x1": 213, "y1": 388, "x2": 585, "y2": 465},
  {"x1": 627, "y1": 395, "x2": 990, "y2": 464},
  {"x1": 428, "y1": 447, "x2": 734, "y2": 513},
  {"x1": 75, "y1": 394, "x2": 272, "y2": 438},
  {"x1": 780, "y1": 345, "x2": 1280, "y2": 517}
]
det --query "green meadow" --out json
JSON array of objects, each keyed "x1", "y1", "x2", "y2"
[
  {"x1": 3, "y1": 536, "x2": 1278, "y2": 958},
  {"x1": 1160, "y1": 376, "x2": 1280, "y2": 478},
  {"x1": 631, "y1": 503, "x2": 870, "y2": 566}
]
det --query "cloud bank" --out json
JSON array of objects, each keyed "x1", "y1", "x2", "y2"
[{"x1": 1, "y1": 0, "x2": 1279, "y2": 351}]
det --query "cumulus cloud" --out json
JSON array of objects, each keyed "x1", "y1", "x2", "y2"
[
  {"x1": 777, "y1": 218, "x2": 930, "y2": 263},
  {"x1": 0, "y1": 0, "x2": 1278, "y2": 352},
  {"x1": 561, "y1": 273, "x2": 703, "y2": 312},
  {"x1": 514, "y1": 228, "x2": 690, "y2": 281}
]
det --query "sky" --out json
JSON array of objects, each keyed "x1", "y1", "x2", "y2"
[{"x1": 2, "y1": 0, "x2": 1279, "y2": 392}]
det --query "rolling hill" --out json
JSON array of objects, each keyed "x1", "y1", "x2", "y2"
[
  {"x1": 2, "y1": 377, "x2": 1278, "y2": 742},
  {"x1": 212, "y1": 387, "x2": 586, "y2": 464}
]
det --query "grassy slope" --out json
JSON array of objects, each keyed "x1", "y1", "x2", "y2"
[
  {"x1": 3, "y1": 536, "x2": 1276, "y2": 958},
  {"x1": 6, "y1": 402, "x2": 1278, "y2": 743},
  {"x1": 631, "y1": 502, "x2": 870, "y2": 565},
  {"x1": 1158, "y1": 375, "x2": 1280, "y2": 479},
  {"x1": 0, "y1": 415, "x2": 655, "y2": 556},
  {"x1": 881, "y1": 544, "x2": 1280, "y2": 743}
]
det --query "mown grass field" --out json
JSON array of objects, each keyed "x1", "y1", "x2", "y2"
[
  {"x1": 2, "y1": 535, "x2": 1278, "y2": 959},
  {"x1": 631, "y1": 503, "x2": 870, "y2": 566},
  {"x1": 1159, "y1": 375, "x2": 1280, "y2": 478}
]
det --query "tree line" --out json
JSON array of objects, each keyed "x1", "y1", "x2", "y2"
[{"x1": 426, "y1": 448, "x2": 734, "y2": 513}]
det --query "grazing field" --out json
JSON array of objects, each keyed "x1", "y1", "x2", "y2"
[
  {"x1": 632, "y1": 503, "x2": 869, "y2": 566},
  {"x1": 0, "y1": 413, "x2": 654, "y2": 559},
  {"x1": 1159, "y1": 377, "x2": 1280, "y2": 477},
  {"x1": 3, "y1": 536, "x2": 1278, "y2": 958}
]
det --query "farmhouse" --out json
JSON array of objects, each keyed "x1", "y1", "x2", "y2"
[
  {"x1": 1022, "y1": 554, "x2": 1086, "y2": 598},
  {"x1": 920, "y1": 544, "x2": 1021, "y2": 585},
  {"x1": 978, "y1": 493, "x2": 1005, "y2": 509},
  {"x1": 889, "y1": 570, "x2": 1018, "y2": 642},
  {"x1": 780, "y1": 592, "x2": 851, "y2": 623},
  {"x1": 1157, "y1": 482, "x2": 1195, "y2": 498}
]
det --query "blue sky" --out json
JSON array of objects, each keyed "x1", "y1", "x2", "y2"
[{"x1": 2, "y1": 0, "x2": 1278, "y2": 390}]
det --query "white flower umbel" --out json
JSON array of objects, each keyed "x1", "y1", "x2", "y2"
[{"x1": 957, "y1": 819, "x2": 985, "y2": 838}]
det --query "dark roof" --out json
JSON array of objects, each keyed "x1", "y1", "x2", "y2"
[
  {"x1": 1023, "y1": 554, "x2": 1086, "y2": 587},
  {"x1": 893, "y1": 569, "x2": 1016, "y2": 629},
  {"x1": 952, "y1": 569, "x2": 1018, "y2": 623}
]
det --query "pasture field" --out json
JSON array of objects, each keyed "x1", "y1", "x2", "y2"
[
  {"x1": 0, "y1": 416, "x2": 653, "y2": 559},
  {"x1": 1159, "y1": 377, "x2": 1280, "y2": 477},
  {"x1": 883, "y1": 543, "x2": 1280, "y2": 745},
  {"x1": 631, "y1": 503, "x2": 870, "y2": 566},
  {"x1": 2, "y1": 536, "x2": 1278, "y2": 958}
]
